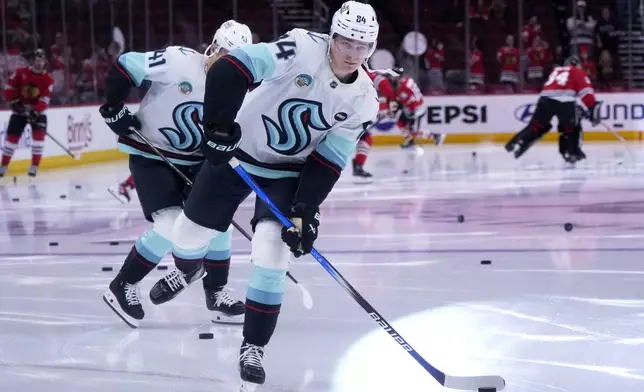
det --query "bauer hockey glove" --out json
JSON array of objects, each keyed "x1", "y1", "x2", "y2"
[
  {"x1": 281, "y1": 202, "x2": 320, "y2": 258},
  {"x1": 589, "y1": 101, "x2": 602, "y2": 127},
  {"x1": 201, "y1": 122, "x2": 242, "y2": 165},
  {"x1": 99, "y1": 103, "x2": 140, "y2": 136}
]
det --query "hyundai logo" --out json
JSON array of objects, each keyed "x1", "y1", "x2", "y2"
[{"x1": 514, "y1": 104, "x2": 535, "y2": 124}]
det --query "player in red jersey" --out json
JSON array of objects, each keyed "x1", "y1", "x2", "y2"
[
  {"x1": 108, "y1": 174, "x2": 136, "y2": 203},
  {"x1": 505, "y1": 56, "x2": 600, "y2": 163},
  {"x1": 1, "y1": 49, "x2": 54, "y2": 178},
  {"x1": 387, "y1": 69, "x2": 444, "y2": 148}
]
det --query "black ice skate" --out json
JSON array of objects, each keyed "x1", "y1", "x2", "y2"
[
  {"x1": 0, "y1": 165, "x2": 6, "y2": 178},
  {"x1": 204, "y1": 287, "x2": 245, "y2": 324},
  {"x1": 108, "y1": 181, "x2": 132, "y2": 204},
  {"x1": 563, "y1": 150, "x2": 586, "y2": 164},
  {"x1": 149, "y1": 264, "x2": 205, "y2": 305},
  {"x1": 102, "y1": 276, "x2": 144, "y2": 328},
  {"x1": 400, "y1": 136, "x2": 416, "y2": 149},
  {"x1": 27, "y1": 164, "x2": 38, "y2": 178},
  {"x1": 239, "y1": 341, "x2": 266, "y2": 389},
  {"x1": 352, "y1": 161, "x2": 373, "y2": 184},
  {"x1": 430, "y1": 133, "x2": 446, "y2": 146}
]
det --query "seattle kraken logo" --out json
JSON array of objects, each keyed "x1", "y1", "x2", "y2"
[
  {"x1": 159, "y1": 101, "x2": 203, "y2": 151},
  {"x1": 262, "y1": 99, "x2": 332, "y2": 156}
]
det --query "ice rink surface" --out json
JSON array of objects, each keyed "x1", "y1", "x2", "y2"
[{"x1": 1, "y1": 143, "x2": 644, "y2": 392}]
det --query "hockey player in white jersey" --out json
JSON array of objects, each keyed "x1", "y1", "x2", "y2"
[
  {"x1": 148, "y1": 1, "x2": 379, "y2": 388},
  {"x1": 99, "y1": 20, "x2": 252, "y2": 328}
]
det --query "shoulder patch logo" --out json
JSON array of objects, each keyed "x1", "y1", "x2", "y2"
[
  {"x1": 334, "y1": 112, "x2": 348, "y2": 121},
  {"x1": 295, "y1": 74, "x2": 313, "y2": 88},
  {"x1": 178, "y1": 81, "x2": 193, "y2": 95}
]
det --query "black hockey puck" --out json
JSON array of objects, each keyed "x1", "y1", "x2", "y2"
[
  {"x1": 11, "y1": 197, "x2": 19, "y2": 202},
  {"x1": 49, "y1": 241, "x2": 59, "y2": 246},
  {"x1": 101, "y1": 266, "x2": 113, "y2": 272},
  {"x1": 472, "y1": 151, "x2": 477, "y2": 157},
  {"x1": 75, "y1": 185, "x2": 82, "y2": 190},
  {"x1": 109, "y1": 241, "x2": 119, "y2": 246},
  {"x1": 59, "y1": 194, "x2": 67, "y2": 199},
  {"x1": 13, "y1": 176, "x2": 17, "y2": 184},
  {"x1": 481, "y1": 260, "x2": 492, "y2": 265},
  {"x1": 402, "y1": 169, "x2": 409, "y2": 174},
  {"x1": 198, "y1": 333, "x2": 214, "y2": 340},
  {"x1": 157, "y1": 265, "x2": 168, "y2": 270},
  {"x1": 564, "y1": 223, "x2": 573, "y2": 232},
  {"x1": 457, "y1": 214, "x2": 465, "y2": 223}
]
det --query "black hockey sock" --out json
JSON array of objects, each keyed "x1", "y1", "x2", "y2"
[
  {"x1": 118, "y1": 247, "x2": 156, "y2": 284},
  {"x1": 202, "y1": 257, "x2": 231, "y2": 289},
  {"x1": 243, "y1": 298, "x2": 281, "y2": 346}
]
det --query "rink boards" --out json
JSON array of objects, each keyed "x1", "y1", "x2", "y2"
[{"x1": 0, "y1": 92, "x2": 641, "y2": 174}]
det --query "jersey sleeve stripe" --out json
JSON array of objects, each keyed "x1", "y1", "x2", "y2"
[
  {"x1": 315, "y1": 132, "x2": 357, "y2": 172},
  {"x1": 117, "y1": 52, "x2": 146, "y2": 86},
  {"x1": 229, "y1": 44, "x2": 276, "y2": 83},
  {"x1": 578, "y1": 87, "x2": 594, "y2": 98},
  {"x1": 222, "y1": 56, "x2": 253, "y2": 84}
]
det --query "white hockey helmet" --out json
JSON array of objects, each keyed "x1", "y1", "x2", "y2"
[
  {"x1": 206, "y1": 19, "x2": 252, "y2": 57},
  {"x1": 330, "y1": 1, "x2": 379, "y2": 59}
]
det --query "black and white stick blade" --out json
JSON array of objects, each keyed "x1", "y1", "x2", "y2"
[{"x1": 444, "y1": 374, "x2": 506, "y2": 391}]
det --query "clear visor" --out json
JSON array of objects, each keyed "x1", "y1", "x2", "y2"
[
  {"x1": 332, "y1": 34, "x2": 374, "y2": 58},
  {"x1": 204, "y1": 43, "x2": 229, "y2": 58}
]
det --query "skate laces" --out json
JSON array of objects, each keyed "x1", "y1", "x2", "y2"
[
  {"x1": 124, "y1": 283, "x2": 141, "y2": 306},
  {"x1": 214, "y1": 289, "x2": 238, "y2": 307},
  {"x1": 240, "y1": 343, "x2": 265, "y2": 368},
  {"x1": 163, "y1": 269, "x2": 188, "y2": 291}
]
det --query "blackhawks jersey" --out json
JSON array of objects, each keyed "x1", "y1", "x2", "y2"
[
  {"x1": 116, "y1": 46, "x2": 206, "y2": 165},
  {"x1": 3, "y1": 67, "x2": 54, "y2": 113},
  {"x1": 227, "y1": 28, "x2": 379, "y2": 179},
  {"x1": 540, "y1": 65, "x2": 596, "y2": 108}
]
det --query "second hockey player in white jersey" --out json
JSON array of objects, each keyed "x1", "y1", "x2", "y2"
[
  {"x1": 99, "y1": 20, "x2": 252, "y2": 328},
  {"x1": 148, "y1": 1, "x2": 380, "y2": 388}
]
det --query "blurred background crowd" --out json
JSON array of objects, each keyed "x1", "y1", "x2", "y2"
[{"x1": 0, "y1": 0, "x2": 641, "y2": 106}]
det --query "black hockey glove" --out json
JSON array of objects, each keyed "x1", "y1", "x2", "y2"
[
  {"x1": 589, "y1": 101, "x2": 602, "y2": 127},
  {"x1": 9, "y1": 99, "x2": 25, "y2": 114},
  {"x1": 201, "y1": 122, "x2": 242, "y2": 166},
  {"x1": 99, "y1": 102, "x2": 140, "y2": 137},
  {"x1": 281, "y1": 202, "x2": 320, "y2": 258}
]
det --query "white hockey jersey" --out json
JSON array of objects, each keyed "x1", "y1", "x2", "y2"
[
  {"x1": 228, "y1": 28, "x2": 379, "y2": 179},
  {"x1": 117, "y1": 46, "x2": 206, "y2": 165}
]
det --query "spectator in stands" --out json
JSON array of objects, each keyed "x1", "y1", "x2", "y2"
[
  {"x1": 598, "y1": 49, "x2": 615, "y2": 83},
  {"x1": 497, "y1": 34, "x2": 520, "y2": 90},
  {"x1": 252, "y1": 33, "x2": 261, "y2": 44},
  {"x1": 580, "y1": 50, "x2": 597, "y2": 82},
  {"x1": 566, "y1": 0, "x2": 596, "y2": 56},
  {"x1": 553, "y1": 45, "x2": 565, "y2": 66},
  {"x1": 596, "y1": 7, "x2": 619, "y2": 57},
  {"x1": 526, "y1": 35, "x2": 551, "y2": 85},
  {"x1": 441, "y1": 0, "x2": 465, "y2": 28},
  {"x1": 489, "y1": 0, "x2": 508, "y2": 26},
  {"x1": 50, "y1": 33, "x2": 73, "y2": 105},
  {"x1": 425, "y1": 39, "x2": 445, "y2": 92},
  {"x1": 0, "y1": 34, "x2": 28, "y2": 88},
  {"x1": 523, "y1": 16, "x2": 542, "y2": 48},
  {"x1": 469, "y1": 0, "x2": 489, "y2": 27},
  {"x1": 470, "y1": 36, "x2": 485, "y2": 88}
]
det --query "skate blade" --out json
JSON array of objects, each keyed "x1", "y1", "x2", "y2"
[
  {"x1": 352, "y1": 176, "x2": 374, "y2": 185},
  {"x1": 239, "y1": 380, "x2": 260, "y2": 392},
  {"x1": 107, "y1": 186, "x2": 128, "y2": 204},
  {"x1": 210, "y1": 312, "x2": 244, "y2": 325},
  {"x1": 102, "y1": 291, "x2": 139, "y2": 329}
]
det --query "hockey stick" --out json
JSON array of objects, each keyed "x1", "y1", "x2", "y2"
[
  {"x1": 599, "y1": 122, "x2": 636, "y2": 162},
  {"x1": 131, "y1": 129, "x2": 313, "y2": 310},
  {"x1": 228, "y1": 157, "x2": 506, "y2": 391},
  {"x1": 45, "y1": 131, "x2": 80, "y2": 160}
]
